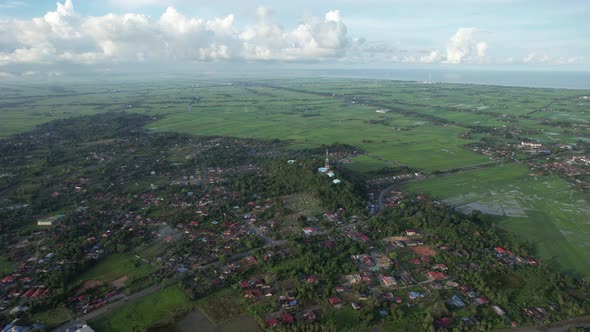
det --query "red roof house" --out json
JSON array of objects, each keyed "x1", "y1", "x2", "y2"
[
  {"x1": 358, "y1": 233, "x2": 370, "y2": 242},
  {"x1": 409, "y1": 258, "x2": 421, "y2": 265},
  {"x1": 427, "y1": 271, "x2": 447, "y2": 280},
  {"x1": 495, "y1": 247, "x2": 506, "y2": 254},
  {"x1": 329, "y1": 296, "x2": 342, "y2": 306},
  {"x1": 281, "y1": 312, "x2": 295, "y2": 324},
  {"x1": 307, "y1": 275, "x2": 319, "y2": 284},
  {"x1": 406, "y1": 229, "x2": 417, "y2": 236},
  {"x1": 265, "y1": 317, "x2": 279, "y2": 328}
]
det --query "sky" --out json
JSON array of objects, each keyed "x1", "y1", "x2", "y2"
[{"x1": 0, "y1": 0, "x2": 588, "y2": 77}]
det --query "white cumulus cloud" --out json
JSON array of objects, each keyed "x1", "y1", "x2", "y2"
[
  {"x1": 0, "y1": 0, "x2": 353, "y2": 66},
  {"x1": 420, "y1": 50, "x2": 441, "y2": 64},
  {"x1": 445, "y1": 27, "x2": 488, "y2": 64},
  {"x1": 239, "y1": 6, "x2": 350, "y2": 61},
  {"x1": 519, "y1": 52, "x2": 585, "y2": 65}
]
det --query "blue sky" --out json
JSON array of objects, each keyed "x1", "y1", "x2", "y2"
[{"x1": 0, "y1": 0, "x2": 588, "y2": 75}]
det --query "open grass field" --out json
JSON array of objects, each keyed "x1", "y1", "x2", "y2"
[
  {"x1": 90, "y1": 286, "x2": 193, "y2": 332},
  {"x1": 31, "y1": 306, "x2": 73, "y2": 329},
  {"x1": 195, "y1": 288, "x2": 247, "y2": 324},
  {"x1": 343, "y1": 155, "x2": 393, "y2": 174},
  {"x1": 136, "y1": 242, "x2": 169, "y2": 261},
  {"x1": 71, "y1": 253, "x2": 157, "y2": 288},
  {"x1": 91, "y1": 287, "x2": 257, "y2": 332},
  {"x1": 401, "y1": 163, "x2": 590, "y2": 280}
]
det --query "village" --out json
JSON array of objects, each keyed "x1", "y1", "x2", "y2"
[
  {"x1": 0, "y1": 113, "x2": 588, "y2": 332},
  {"x1": 466, "y1": 138, "x2": 590, "y2": 189}
]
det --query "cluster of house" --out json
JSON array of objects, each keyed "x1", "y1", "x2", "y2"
[
  {"x1": 344, "y1": 231, "x2": 371, "y2": 243},
  {"x1": 328, "y1": 150, "x2": 361, "y2": 165},
  {"x1": 468, "y1": 144, "x2": 511, "y2": 158},
  {"x1": 365, "y1": 173, "x2": 422, "y2": 187},
  {"x1": 491, "y1": 247, "x2": 538, "y2": 267},
  {"x1": 323, "y1": 210, "x2": 343, "y2": 224},
  {"x1": 386, "y1": 191, "x2": 407, "y2": 208},
  {"x1": 468, "y1": 139, "x2": 554, "y2": 160},
  {"x1": 0, "y1": 233, "x2": 59, "y2": 313},
  {"x1": 263, "y1": 301, "x2": 319, "y2": 328},
  {"x1": 528, "y1": 154, "x2": 590, "y2": 187},
  {"x1": 0, "y1": 319, "x2": 46, "y2": 332},
  {"x1": 264, "y1": 312, "x2": 297, "y2": 328},
  {"x1": 311, "y1": 243, "x2": 443, "y2": 318},
  {"x1": 382, "y1": 233, "x2": 424, "y2": 250},
  {"x1": 70, "y1": 289, "x2": 120, "y2": 315},
  {"x1": 240, "y1": 278, "x2": 274, "y2": 300},
  {"x1": 205, "y1": 165, "x2": 261, "y2": 185},
  {"x1": 447, "y1": 288, "x2": 490, "y2": 309},
  {"x1": 519, "y1": 141, "x2": 546, "y2": 153},
  {"x1": 0, "y1": 194, "x2": 167, "y2": 320},
  {"x1": 0, "y1": 229, "x2": 129, "y2": 318},
  {"x1": 331, "y1": 227, "x2": 539, "y2": 328},
  {"x1": 523, "y1": 304, "x2": 560, "y2": 319},
  {"x1": 568, "y1": 156, "x2": 590, "y2": 166},
  {"x1": 159, "y1": 179, "x2": 549, "y2": 331},
  {"x1": 155, "y1": 194, "x2": 280, "y2": 271},
  {"x1": 238, "y1": 272, "x2": 322, "y2": 328}
]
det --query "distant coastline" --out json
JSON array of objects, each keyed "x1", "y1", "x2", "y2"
[
  {"x1": 310, "y1": 68, "x2": 590, "y2": 90},
  {"x1": 2, "y1": 67, "x2": 588, "y2": 91}
]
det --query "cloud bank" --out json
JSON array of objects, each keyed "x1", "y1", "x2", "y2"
[
  {"x1": 0, "y1": 0, "x2": 355, "y2": 66},
  {"x1": 2, "y1": 0, "x2": 580, "y2": 70}
]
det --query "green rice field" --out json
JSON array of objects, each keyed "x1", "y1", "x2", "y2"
[{"x1": 401, "y1": 164, "x2": 590, "y2": 279}]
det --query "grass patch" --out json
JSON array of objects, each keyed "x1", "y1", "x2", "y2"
[
  {"x1": 328, "y1": 307, "x2": 362, "y2": 331},
  {"x1": 136, "y1": 242, "x2": 169, "y2": 261},
  {"x1": 196, "y1": 288, "x2": 247, "y2": 324},
  {"x1": 90, "y1": 286, "x2": 193, "y2": 332},
  {"x1": 71, "y1": 253, "x2": 156, "y2": 288},
  {"x1": 31, "y1": 306, "x2": 73, "y2": 329},
  {"x1": 484, "y1": 271, "x2": 525, "y2": 289},
  {"x1": 344, "y1": 155, "x2": 393, "y2": 174},
  {"x1": 282, "y1": 192, "x2": 324, "y2": 217},
  {"x1": 0, "y1": 256, "x2": 16, "y2": 275}
]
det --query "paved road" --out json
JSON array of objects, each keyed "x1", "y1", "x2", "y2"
[{"x1": 495, "y1": 315, "x2": 590, "y2": 332}]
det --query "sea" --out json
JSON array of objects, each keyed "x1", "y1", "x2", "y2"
[{"x1": 305, "y1": 68, "x2": 590, "y2": 90}]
